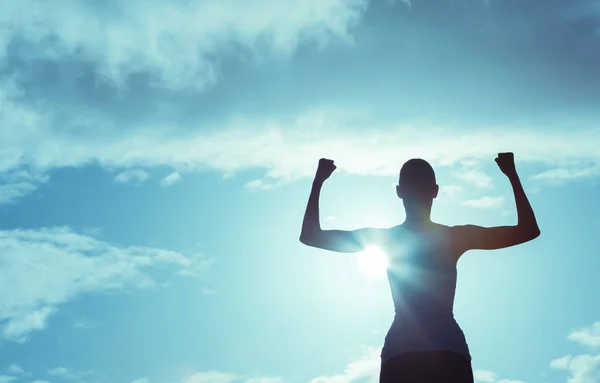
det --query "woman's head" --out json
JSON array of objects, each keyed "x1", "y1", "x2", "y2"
[{"x1": 396, "y1": 158, "x2": 439, "y2": 211}]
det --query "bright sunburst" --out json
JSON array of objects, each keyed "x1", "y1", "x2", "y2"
[{"x1": 356, "y1": 246, "x2": 389, "y2": 279}]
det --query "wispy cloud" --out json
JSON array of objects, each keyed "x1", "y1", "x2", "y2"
[
  {"x1": 114, "y1": 169, "x2": 150, "y2": 184},
  {"x1": 550, "y1": 355, "x2": 573, "y2": 369},
  {"x1": 2, "y1": 103, "x2": 600, "y2": 202},
  {"x1": 568, "y1": 322, "x2": 600, "y2": 348},
  {"x1": 179, "y1": 371, "x2": 285, "y2": 383},
  {"x1": 308, "y1": 346, "x2": 380, "y2": 383},
  {"x1": 3, "y1": 365, "x2": 25, "y2": 377},
  {"x1": 549, "y1": 322, "x2": 600, "y2": 383},
  {"x1": 161, "y1": 172, "x2": 181, "y2": 186},
  {"x1": 454, "y1": 168, "x2": 494, "y2": 189},
  {"x1": 474, "y1": 370, "x2": 497, "y2": 383},
  {"x1": 0, "y1": 0, "x2": 366, "y2": 90},
  {"x1": 0, "y1": 170, "x2": 48, "y2": 204},
  {"x1": 550, "y1": 354, "x2": 600, "y2": 383},
  {"x1": 532, "y1": 166, "x2": 600, "y2": 185},
  {"x1": 0, "y1": 227, "x2": 209, "y2": 341},
  {"x1": 183, "y1": 372, "x2": 238, "y2": 383},
  {"x1": 462, "y1": 196, "x2": 505, "y2": 209},
  {"x1": 48, "y1": 367, "x2": 94, "y2": 381},
  {"x1": 439, "y1": 185, "x2": 464, "y2": 197},
  {"x1": 0, "y1": 1, "x2": 599, "y2": 204},
  {"x1": 473, "y1": 369, "x2": 525, "y2": 383}
]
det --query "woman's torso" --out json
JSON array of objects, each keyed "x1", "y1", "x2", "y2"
[{"x1": 379, "y1": 223, "x2": 471, "y2": 362}]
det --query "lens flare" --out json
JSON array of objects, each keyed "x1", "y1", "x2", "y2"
[{"x1": 356, "y1": 246, "x2": 389, "y2": 279}]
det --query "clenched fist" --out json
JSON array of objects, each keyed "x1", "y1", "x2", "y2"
[
  {"x1": 315, "y1": 158, "x2": 337, "y2": 182},
  {"x1": 495, "y1": 152, "x2": 517, "y2": 177}
]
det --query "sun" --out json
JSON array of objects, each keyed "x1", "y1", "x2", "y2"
[{"x1": 356, "y1": 246, "x2": 389, "y2": 279}]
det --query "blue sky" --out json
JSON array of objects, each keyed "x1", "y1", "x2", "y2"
[{"x1": 0, "y1": 0, "x2": 599, "y2": 382}]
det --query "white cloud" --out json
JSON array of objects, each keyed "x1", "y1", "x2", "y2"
[
  {"x1": 2, "y1": 95, "x2": 600, "y2": 202},
  {"x1": 439, "y1": 185, "x2": 464, "y2": 197},
  {"x1": 183, "y1": 372, "x2": 238, "y2": 383},
  {"x1": 28, "y1": 381, "x2": 52, "y2": 383},
  {"x1": 201, "y1": 288, "x2": 218, "y2": 296},
  {"x1": 161, "y1": 172, "x2": 181, "y2": 186},
  {"x1": 308, "y1": 346, "x2": 380, "y2": 383},
  {"x1": 131, "y1": 379, "x2": 151, "y2": 383},
  {"x1": 3, "y1": 366, "x2": 24, "y2": 376},
  {"x1": 0, "y1": 170, "x2": 48, "y2": 204},
  {"x1": 0, "y1": 376, "x2": 16, "y2": 383},
  {"x1": 454, "y1": 168, "x2": 494, "y2": 189},
  {"x1": 244, "y1": 179, "x2": 281, "y2": 191},
  {"x1": 0, "y1": 0, "x2": 367, "y2": 90},
  {"x1": 532, "y1": 166, "x2": 600, "y2": 184},
  {"x1": 474, "y1": 370, "x2": 497, "y2": 383},
  {"x1": 551, "y1": 355, "x2": 573, "y2": 369},
  {"x1": 565, "y1": 354, "x2": 600, "y2": 383},
  {"x1": 462, "y1": 196, "x2": 505, "y2": 209},
  {"x1": 48, "y1": 367, "x2": 94, "y2": 381},
  {"x1": 568, "y1": 322, "x2": 600, "y2": 348},
  {"x1": 244, "y1": 378, "x2": 284, "y2": 383},
  {"x1": 114, "y1": 169, "x2": 150, "y2": 184},
  {"x1": 8, "y1": 109, "x2": 600, "y2": 183},
  {"x1": 179, "y1": 372, "x2": 286, "y2": 383},
  {"x1": 473, "y1": 369, "x2": 526, "y2": 383},
  {"x1": 72, "y1": 319, "x2": 97, "y2": 330},
  {"x1": 548, "y1": 324, "x2": 600, "y2": 383},
  {"x1": 0, "y1": 227, "x2": 209, "y2": 341}
]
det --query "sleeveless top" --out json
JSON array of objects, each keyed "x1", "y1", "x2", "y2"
[{"x1": 379, "y1": 223, "x2": 471, "y2": 363}]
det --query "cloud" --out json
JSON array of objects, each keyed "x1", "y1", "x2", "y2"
[
  {"x1": 1, "y1": 1, "x2": 600, "y2": 203},
  {"x1": 244, "y1": 378, "x2": 284, "y2": 383},
  {"x1": 549, "y1": 322, "x2": 600, "y2": 383},
  {"x1": 244, "y1": 179, "x2": 282, "y2": 191},
  {"x1": 3, "y1": 366, "x2": 25, "y2": 376},
  {"x1": 462, "y1": 196, "x2": 505, "y2": 209},
  {"x1": 2, "y1": 100, "x2": 600, "y2": 202},
  {"x1": 48, "y1": 367, "x2": 94, "y2": 381},
  {"x1": 0, "y1": 170, "x2": 48, "y2": 204},
  {"x1": 0, "y1": 227, "x2": 209, "y2": 341},
  {"x1": 0, "y1": 0, "x2": 366, "y2": 90},
  {"x1": 453, "y1": 168, "x2": 494, "y2": 189},
  {"x1": 0, "y1": 376, "x2": 16, "y2": 383},
  {"x1": 114, "y1": 169, "x2": 150, "y2": 184},
  {"x1": 179, "y1": 372, "x2": 285, "y2": 383},
  {"x1": 474, "y1": 370, "x2": 497, "y2": 383},
  {"x1": 183, "y1": 372, "x2": 238, "y2": 383},
  {"x1": 72, "y1": 319, "x2": 98, "y2": 330},
  {"x1": 161, "y1": 172, "x2": 181, "y2": 186},
  {"x1": 131, "y1": 379, "x2": 150, "y2": 383},
  {"x1": 308, "y1": 346, "x2": 380, "y2": 383},
  {"x1": 439, "y1": 185, "x2": 464, "y2": 197},
  {"x1": 551, "y1": 355, "x2": 574, "y2": 370},
  {"x1": 473, "y1": 369, "x2": 526, "y2": 383},
  {"x1": 568, "y1": 322, "x2": 600, "y2": 348},
  {"x1": 553, "y1": 354, "x2": 600, "y2": 383},
  {"x1": 532, "y1": 166, "x2": 600, "y2": 184}
]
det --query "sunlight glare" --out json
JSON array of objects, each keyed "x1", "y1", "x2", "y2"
[{"x1": 356, "y1": 246, "x2": 389, "y2": 279}]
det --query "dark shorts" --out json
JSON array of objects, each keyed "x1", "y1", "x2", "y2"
[{"x1": 380, "y1": 351, "x2": 474, "y2": 383}]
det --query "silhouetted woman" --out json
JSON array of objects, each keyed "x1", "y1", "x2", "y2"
[{"x1": 300, "y1": 153, "x2": 540, "y2": 383}]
